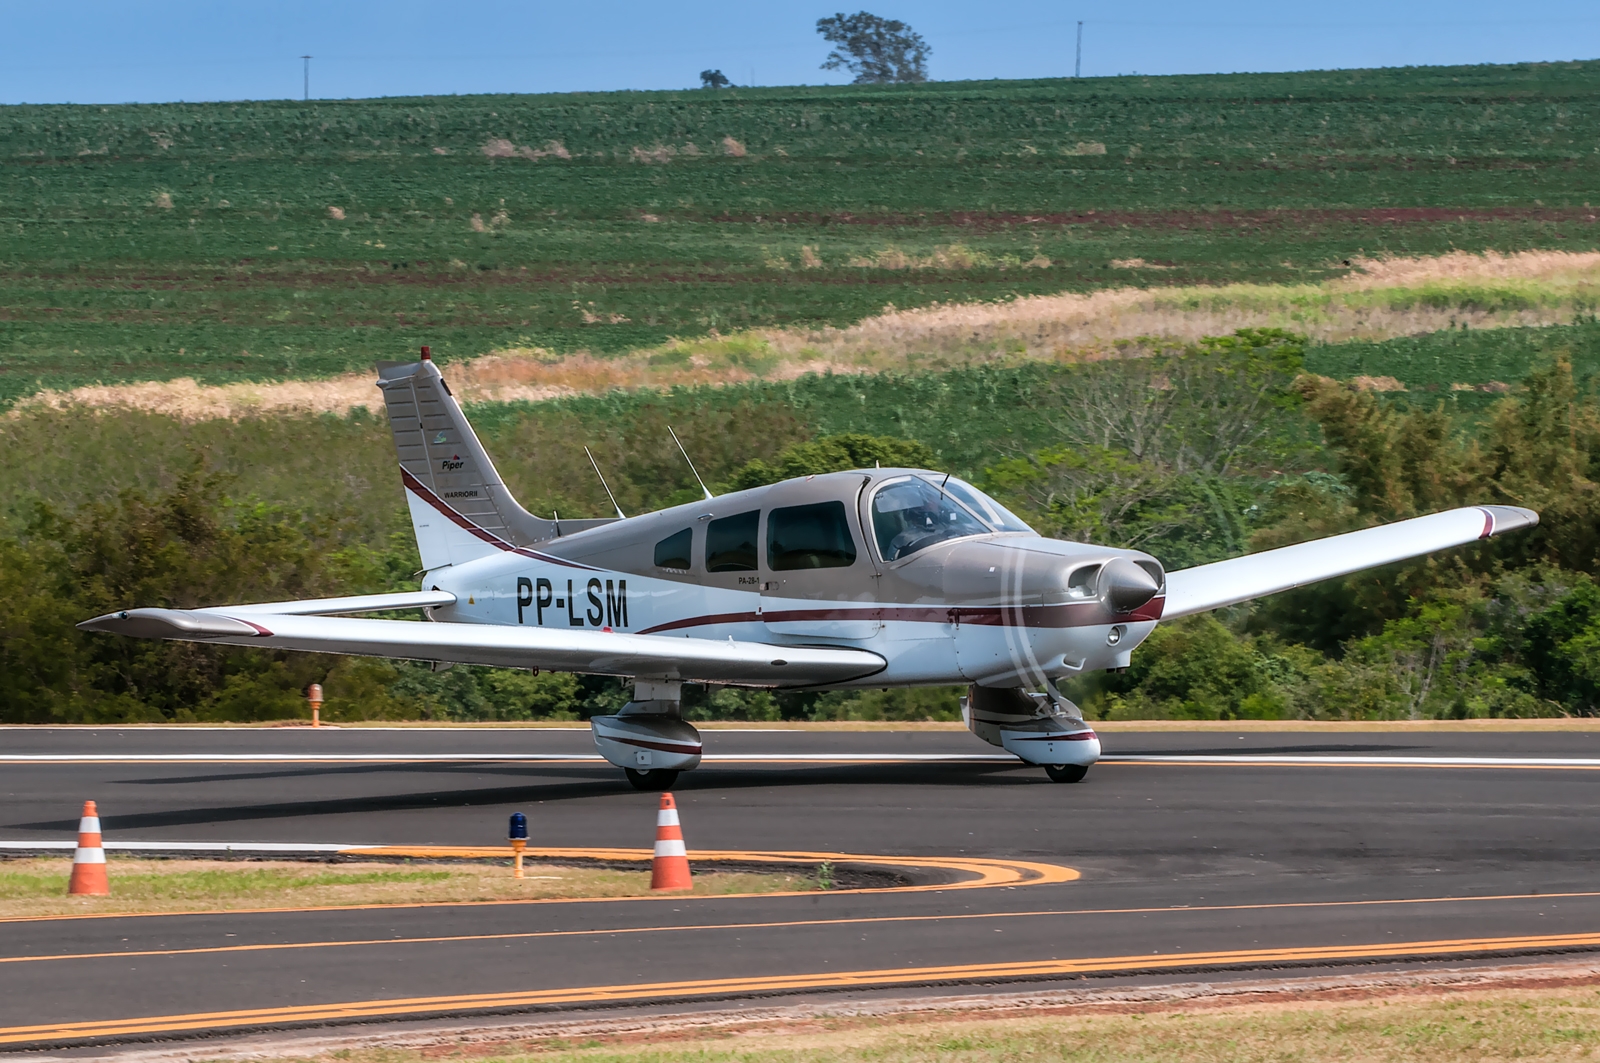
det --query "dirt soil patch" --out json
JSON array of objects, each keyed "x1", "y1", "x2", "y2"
[{"x1": 87, "y1": 960, "x2": 1600, "y2": 1063}]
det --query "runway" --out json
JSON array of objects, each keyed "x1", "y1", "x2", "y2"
[{"x1": 3, "y1": 725, "x2": 1600, "y2": 1050}]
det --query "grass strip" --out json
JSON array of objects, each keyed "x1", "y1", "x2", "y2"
[{"x1": 0, "y1": 858, "x2": 817, "y2": 919}]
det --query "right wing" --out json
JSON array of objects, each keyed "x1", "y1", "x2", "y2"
[
  {"x1": 77, "y1": 607, "x2": 885, "y2": 688},
  {"x1": 1162, "y1": 505, "x2": 1538, "y2": 620}
]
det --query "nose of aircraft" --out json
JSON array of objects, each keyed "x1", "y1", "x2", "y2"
[{"x1": 1100, "y1": 557, "x2": 1162, "y2": 613}]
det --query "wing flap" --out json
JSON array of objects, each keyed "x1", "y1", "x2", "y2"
[
  {"x1": 220, "y1": 590, "x2": 458, "y2": 616},
  {"x1": 77, "y1": 609, "x2": 885, "y2": 687},
  {"x1": 1162, "y1": 505, "x2": 1538, "y2": 620}
]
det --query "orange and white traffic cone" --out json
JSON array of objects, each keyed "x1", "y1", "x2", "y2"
[
  {"x1": 650, "y1": 793, "x2": 692, "y2": 891},
  {"x1": 67, "y1": 800, "x2": 109, "y2": 896}
]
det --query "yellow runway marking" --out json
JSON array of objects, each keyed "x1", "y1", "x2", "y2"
[
  {"x1": 0, "y1": 847, "x2": 1075, "y2": 925},
  {"x1": 4, "y1": 888, "x2": 1600, "y2": 968},
  {"x1": 10, "y1": 929, "x2": 1600, "y2": 1045}
]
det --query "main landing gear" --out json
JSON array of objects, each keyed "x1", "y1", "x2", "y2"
[{"x1": 590, "y1": 680, "x2": 703, "y2": 790}]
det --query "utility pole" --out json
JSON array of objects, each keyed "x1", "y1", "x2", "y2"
[
  {"x1": 301, "y1": 55, "x2": 312, "y2": 101},
  {"x1": 1074, "y1": 22, "x2": 1083, "y2": 79}
]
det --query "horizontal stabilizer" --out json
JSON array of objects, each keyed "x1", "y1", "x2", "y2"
[
  {"x1": 1162, "y1": 505, "x2": 1538, "y2": 620},
  {"x1": 77, "y1": 609, "x2": 886, "y2": 688}
]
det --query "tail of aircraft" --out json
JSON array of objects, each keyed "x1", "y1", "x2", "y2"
[{"x1": 377, "y1": 350, "x2": 558, "y2": 574}]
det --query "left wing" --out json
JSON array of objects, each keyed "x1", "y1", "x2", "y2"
[{"x1": 77, "y1": 607, "x2": 885, "y2": 687}]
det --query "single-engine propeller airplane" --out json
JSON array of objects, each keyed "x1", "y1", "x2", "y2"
[{"x1": 82, "y1": 350, "x2": 1539, "y2": 788}]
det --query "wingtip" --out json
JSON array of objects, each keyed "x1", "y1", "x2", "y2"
[
  {"x1": 1480, "y1": 505, "x2": 1540, "y2": 538},
  {"x1": 76, "y1": 608, "x2": 269, "y2": 640}
]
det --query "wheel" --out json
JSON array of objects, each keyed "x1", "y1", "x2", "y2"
[
  {"x1": 624, "y1": 768, "x2": 680, "y2": 791},
  {"x1": 1044, "y1": 764, "x2": 1088, "y2": 783}
]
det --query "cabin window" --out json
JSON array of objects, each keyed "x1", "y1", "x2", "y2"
[
  {"x1": 871, "y1": 477, "x2": 988, "y2": 562},
  {"x1": 653, "y1": 528, "x2": 693, "y2": 571},
  {"x1": 705, "y1": 510, "x2": 759, "y2": 572},
  {"x1": 767, "y1": 501, "x2": 857, "y2": 571}
]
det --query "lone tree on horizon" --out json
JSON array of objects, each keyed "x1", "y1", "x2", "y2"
[
  {"x1": 816, "y1": 11, "x2": 929, "y2": 84},
  {"x1": 700, "y1": 69, "x2": 731, "y2": 89}
]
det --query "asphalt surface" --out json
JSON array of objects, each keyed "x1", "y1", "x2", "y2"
[{"x1": 4, "y1": 726, "x2": 1600, "y2": 1050}]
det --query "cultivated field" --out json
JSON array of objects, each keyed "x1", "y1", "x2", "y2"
[{"x1": 3, "y1": 62, "x2": 1599, "y2": 406}]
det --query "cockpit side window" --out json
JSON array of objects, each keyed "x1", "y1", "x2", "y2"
[
  {"x1": 870, "y1": 477, "x2": 988, "y2": 562},
  {"x1": 653, "y1": 528, "x2": 693, "y2": 571},
  {"x1": 705, "y1": 510, "x2": 759, "y2": 572},
  {"x1": 768, "y1": 501, "x2": 857, "y2": 570},
  {"x1": 942, "y1": 478, "x2": 1034, "y2": 533}
]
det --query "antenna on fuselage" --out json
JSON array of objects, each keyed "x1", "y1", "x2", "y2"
[
  {"x1": 668, "y1": 425, "x2": 715, "y2": 501},
  {"x1": 584, "y1": 447, "x2": 627, "y2": 520}
]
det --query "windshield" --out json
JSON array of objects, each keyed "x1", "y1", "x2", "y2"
[
  {"x1": 870, "y1": 477, "x2": 989, "y2": 561},
  {"x1": 942, "y1": 478, "x2": 1034, "y2": 533}
]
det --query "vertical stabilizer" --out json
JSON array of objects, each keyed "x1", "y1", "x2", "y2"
[{"x1": 377, "y1": 354, "x2": 556, "y2": 573}]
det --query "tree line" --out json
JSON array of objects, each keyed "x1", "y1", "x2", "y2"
[{"x1": 5, "y1": 329, "x2": 1599, "y2": 723}]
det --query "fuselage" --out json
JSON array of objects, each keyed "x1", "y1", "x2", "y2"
[{"x1": 413, "y1": 467, "x2": 1165, "y2": 690}]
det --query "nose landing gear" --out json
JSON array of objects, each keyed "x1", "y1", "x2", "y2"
[{"x1": 962, "y1": 683, "x2": 1101, "y2": 782}]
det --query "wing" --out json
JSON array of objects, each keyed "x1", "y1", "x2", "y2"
[
  {"x1": 76, "y1": 607, "x2": 885, "y2": 687},
  {"x1": 1162, "y1": 505, "x2": 1538, "y2": 620}
]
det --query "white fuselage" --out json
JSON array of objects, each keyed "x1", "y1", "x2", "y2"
[{"x1": 422, "y1": 541, "x2": 1159, "y2": 691}]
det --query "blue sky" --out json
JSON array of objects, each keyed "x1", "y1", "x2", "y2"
[{"x1": 1, "y1": 0, "x2": 1596, "y2": 105}]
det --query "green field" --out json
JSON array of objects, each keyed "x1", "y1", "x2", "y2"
[{"x1": 4, "y1": 61, "x2": 1600, "y2": 405}]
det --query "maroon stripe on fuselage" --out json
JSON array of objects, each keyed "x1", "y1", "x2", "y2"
[
  {"x1": 400, "y1": 467, "x2": 595, "y2": 570},
  {"x1": 606, "y1": 736, "x2": 705, "y2": 755},
  {"x1": 638, "y1": 611, "x2": 762, "y2": 635},
  {"x1": 638, "y1": 598, "x2": 1166, "y2": 635}
]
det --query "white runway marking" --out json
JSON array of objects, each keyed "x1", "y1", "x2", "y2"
[
  {"x1": 1099, "y1": 754, "x2": 1600, "y2": 768},
  {"x1": 0, "y1": 753, "x2": 1017, "y2": 764},
  {"x1": 3, "y1": 752, "x2": 1598, "y2": 768}
]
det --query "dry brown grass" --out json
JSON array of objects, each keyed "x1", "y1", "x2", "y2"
[
  {"x1": 0, "y1": 857, "x2": 815, "y2": 919},
  {"x1": 1334, "y1": 248, "x2": 1600, "y2": 287},
  {"x1": 1351, "y1": 374, "x2": 1407, "y2": 392},
  {"x1": 19, "y1": 251, "x2": 1599, "y2": 422},
  {"x1": 184, "y1": 980, "x2": 1600, "y2": 1063}
]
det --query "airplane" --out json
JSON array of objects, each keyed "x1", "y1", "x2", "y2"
[{"x1": 80, "y1": 349, "x2": 1539, "y2": 789}]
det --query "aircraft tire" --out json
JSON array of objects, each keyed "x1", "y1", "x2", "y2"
[
  {"x1": 624, "y1": 768, "x2": 680, "y2": 791},
  {"x1": 1044, "y1": 764, "x2": 1089, "y2": 783}
]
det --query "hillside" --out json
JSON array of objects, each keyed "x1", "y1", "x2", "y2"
[{"x1": 3, "y1": 61, "x2": 1600, "y2": 406}]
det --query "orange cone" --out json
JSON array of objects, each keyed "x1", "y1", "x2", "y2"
[
  {"x1": 67, "y1": 800, "x2": 109, "y2": 896},
  {"x1": 650, "y1": 793, "x2": 692, "y2": 891}
]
